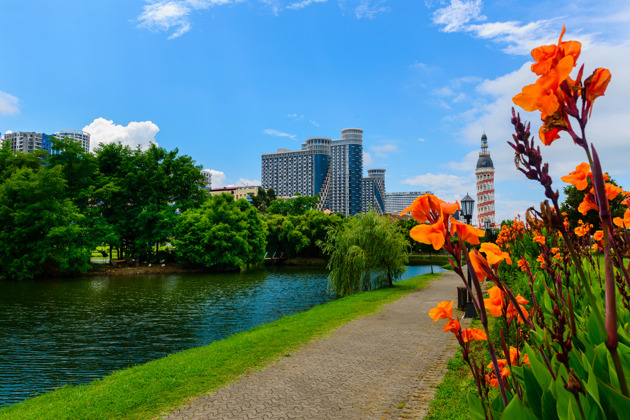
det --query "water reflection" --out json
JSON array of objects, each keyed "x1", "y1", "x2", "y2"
[{"x1": 0, "y1": 265, "x2": 444, "y2": 407}]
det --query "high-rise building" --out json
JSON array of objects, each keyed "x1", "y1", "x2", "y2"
[
  {"x1": 476, "y1": 133, "x2": 495, "y2": 227},
  {"x1": 54, "y1": 130, "x2": 90, "y2": 153},
  {"x1": 261, "y1": 128, "x2": 381, "y2": 216},
  {"x1": 3, "y1": 130, "x2": 90, "y2": 154},
  {"x1": 385, "y1": 191, "x2": 432, "y2": 215},
  {"x1": 362, "y1": 169, "x2": 386, "y2": 214},
  {"x1": 200, "y1": 169, "x2": 213, "y2": 188}
]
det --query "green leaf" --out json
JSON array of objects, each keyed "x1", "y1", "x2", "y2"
[
  {"x1": 524, "y1": 343, "x2": 553, "y2": 388},
  {"x1": 588, "y1": 313, "x2": 604, "y2": 345},
  {"x1": 468, "y1": 392, "x2": 487, "y2": 420},
  {"x1": 522, "y1": 366, "x2": 544, "y2": 418},
  {"x1": 501, "y1": 396, "x2": 538, "y2": 420},
  {"x1": 597, "y1": 376, "x2": 630, "y2": 419},
  {"x1": 542, "y1": 389, "x2": 559, "y2": 420}
]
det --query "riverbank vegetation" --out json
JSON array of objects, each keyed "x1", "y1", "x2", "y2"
[{"x1": 0, "y1": 272, "x2": 440, "y2": 419}]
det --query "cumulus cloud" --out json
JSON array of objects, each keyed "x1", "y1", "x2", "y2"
[
  {"x1": 0, "y1": 90, "x2": 19, "y2": 115},
  {"x1": 83, "y1": 117, "x2": 159, "y2": 151},
  {"x1": 264, "y1": 128, "x2": 297, "y2": 140},
  {"x1": 402, "y1": 172, "x2": 476, "y2": 204},
  {"x1": 432, "y1": 0, "x2": 485, "y2": 32},
  {"x1": 204, "y1": 169, "x2": 227, "y2": 188}
]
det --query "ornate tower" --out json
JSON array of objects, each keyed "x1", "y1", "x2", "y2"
[{"x1": 475, "y1": 133, "x2": 495, "y2": 228}]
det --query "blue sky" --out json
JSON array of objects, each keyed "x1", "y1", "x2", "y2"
[{"x1": 2, "y1": 0, "x2": 630, "y2": 223}]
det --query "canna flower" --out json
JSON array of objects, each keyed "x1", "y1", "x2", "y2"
[
  {"x1": 506, "y1": 294, "x2": 530, "y2": 323},
  {"x1": 469, "y1": 249, "x2": 492, "y2": 282},
  {"x1": 561, "y1": 162, "x2": 590, "y2": 191},
  {"x1": 578, "y1": 194, "x2": 599, "y2": 215},
  {"x1": 429, "y1": 301, "x2": 454, "y2": 322},
  {"x1": 533, "y1": 235, "x2": 546, "y2": 245},
  {"x1": 517, "y1": 257, "x2": 529, "y2": 272},
  {"x1": 508, "y1": 347, "x2": 531, "y2": 367},
  {"x1": 449, "y1": 217, "x2": 485, "y2": 245},
  {"x1": 613, "y1": 209, "x2": 630, "y2": 228},
  {"x1": 484, "y1": 286, "x2": 504, "y2": 317},
  {"x1": 537, "y1": 254, "x2": 546, "y2": 269},
  {"x1": 593, "y1": 230, "x2": 603, "y2": 241},
  {"x1": 485, "y1": 359, "x2": 511, "y2": 387},
  {"x1": 402, "y1": 193, "x2": 445, "y2": 224},
  {"x1": 530, "y1": 26, "x2": 581, "y2": 76},
  {"x1": 410, "y1": 216, "x2": 447, "y2": 250},
  {"x1": 585, "y1": 68, "x2": 611, "y2": 115},
  {"x1": 574, "y1": 225, "x2": 589, "y2": 237},
  {"x1": 444, "y1": 318, "x2": 461, "y2": 335},
  {"x1": 551, "y1": 247, "x2": 560, "y2": 254},
  {"x1": 479, "y1": 242, "x2": 512, "y2": 265},
  {"x1": 461, "y1": 328, "x2": 488, "y2": 342}
]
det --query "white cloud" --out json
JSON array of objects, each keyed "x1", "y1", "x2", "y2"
[
  {"x1": 402, "y1": 172, "x2": 476, "y2": 204},
  {"x1": 287, "y1": 113, "x2": 304, "y2": 120},
  {"x1": 287, "y1": 0, "x2": 327, "y2": 10},
  {"x1": 363, "y1": 151, "x2": 373, "y2": 166},
  {"x1": 0, "y1": 90, "x2": 19, "y2": 115},
  {"x1": 339, "y1": 0, "x2": 390, "y2": 19},
  {"x1": 264, "y1": 128, "x2": 297, "y2": 140},
  {"x1": 137, "y1": 0, "x2": 232, "y2": 39},
  {"x1": 83, "y1": 117, "x2": 159, "y2": 151},
  {"x1": 432, "y1": 0, "x2": 485, "y2": 32},
  {"x1": 309, "y1": 120, "x2": 320, "y2": 127},
  {"x1": 418, "y1": 138, "x2": 425, "y2": 142},
  {"x1": 370, "y1": 143, "x2": 400, "y2": 158},
  {"x1": 237, "y1": 177, "x2": 261, "y2": 186},
  {"x1": 205, "y1": 169, "x2": 227, "y2": 188}
]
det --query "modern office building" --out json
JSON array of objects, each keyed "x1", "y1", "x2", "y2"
[
  {"x1": 3, "y1": 130, "x2": 90, "y2": 154},
  {"x1": 385, "y1": 191, "x2": 432, "y2": 215},
  {"x1": 362, "y1": 169, "x2": 386, "y2": 214},
  {"x1": 261, "y1": 128, "x2": 382, "y2": 216},
  {"x1": 476, "y1": 133, "x2": 495, "y2": 228}
]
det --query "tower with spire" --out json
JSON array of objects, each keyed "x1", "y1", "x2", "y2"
[{"x1": 475, "y1": 133, "x2": 495, "y2": 228}]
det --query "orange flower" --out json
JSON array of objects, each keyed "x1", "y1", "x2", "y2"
[
  {"x1": 537, "y1": 254, "x2": 546, "y2": 268},
  {"x1": 523, "y1": 354, "x2": 531, "y2": 366},
  {"x1": 533, "y1": 235, "x2": 546, "y2": 245},
  {"x1": 613, "y1": 209, "x2": 630, "y2": 228},
  {"x1": 551, "y1": 247, "x2": 560, "y2": 254},
  {"x1": 538, "y1": 125, "x2": 561, "y2": 146},
  {"x1": 443, "y1": 318, "x2": 461, "y2": 335},
  {"x1": 585, "y1": 68, "x2": 611, "y2": 114},
  {"x1": 561, "y1": 162, "x2": 590, "y2": 191},
  {"x1": 479, "y1": 242, "x2": 512, "y2": 265},
  {"x1": 440, "y1": 201, "x2": 461, "y2": 218},
  {"x1": 578, "y1": 194, "x2": 599, "y2": 215},
  {"x1": 517, "y1": 258, "x2": 529, "y2": 272},
  {"x1": 530, "y1": 26, "x2": 581, "y2": 76},
  {"x1": 506, "y1": 294, "x2": 530, "y2": 323},
  {"x1": 402, "y1": 193, "x2": 444, "y2": 224},
  {"x1": 484, "y1": 286, "x2": 504, "y2": 317},
  {"x1": 469, "y1": 249, "x2": 492, "y2": 282},
  {"x1": 429, "y1": 301, "x2": 454, "y2": 322},
  {"x1": 449, "y1": 218, "x2": 485, "y2": 245},
  {"x1": 574, "y1": 225, "x2": 589, "y2": 237},
  {"x1": 593, "y1": 230, "x2": 603, "y2": 241},
  {"x1": 410, "y1": 216, "x2": 447, "y2": 250},
  {"x1": 461, "y1": 328, "x2": 488, "y2": 342}
]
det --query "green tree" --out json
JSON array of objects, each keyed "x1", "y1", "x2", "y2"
[
  {"x1": 173, "y1": 193, "x2": 266, "y2": 271},
  {"x1": 0, "y1": 166, "x2": 93, "y2": 280},
  {"x1": 560, "y1": 176, "x2": 625, "y2": 231},
  {"x1": 267, "y1": 194, "x2": 319, "y2": 216},
  {"x1": 321, "y1": 211, "x2": 409, "y2": 296},
  {"x1": 250, "y1": 187, "x2": 277, "y2": 212}
]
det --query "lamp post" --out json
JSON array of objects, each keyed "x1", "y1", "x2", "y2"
[
  {"x1": 484, "y1": 219, "x2": 492, "y2": 242},
  {"x1": 461, "y1": 194, "x2": 477, "y2": 318}
]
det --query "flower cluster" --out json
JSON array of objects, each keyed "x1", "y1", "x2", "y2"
[{"x1": 495, "y1": 218, "x2": 526, "y2": 250}]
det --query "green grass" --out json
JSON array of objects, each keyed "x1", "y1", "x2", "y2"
[
  {"x1": 0, "y1": 273, "x2": 441, "y2": 420},
  {"x1": 424, "y1": 350, "x2": 475, "y2": 420},
  {"x1": 407, "y1": 254, "x2": 450, "y2": 266}
]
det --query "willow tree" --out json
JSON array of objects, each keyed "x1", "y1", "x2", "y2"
[{"x1": 321, "y1": 211, "x2": 409, "y2": 296}]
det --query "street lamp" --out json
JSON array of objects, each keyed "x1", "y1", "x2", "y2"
[
  {"x1": 460, "y1": 194, "x2": 477, "y2": 318},
  {"x1": 484, "y1": 219, "x2": 492, "y2": 242}
]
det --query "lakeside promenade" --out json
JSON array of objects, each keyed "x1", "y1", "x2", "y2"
[{"x1": 166, "y1": 271, "x2": 463, "y2": 419}]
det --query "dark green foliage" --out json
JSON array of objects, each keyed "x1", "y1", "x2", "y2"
[
  {"x1": 321, "y1": 211, "x2": 409, "y2": 296},
  {"x1": 560, "y1": 176, "x2": 625, "y2": 231},
  {"x1": 250, "y1": 187, "x2": 277, "y2": 212},
  {"x1": 0, "y1": 166, "x2": 93, "y2": 280},
  {"x1": 267, "y1": 194, "x2": 319, "y2": 216},
  {"x1": 264, "y1": 210, "x2": 344, "y2": 258},
  {"x1": 173, "y1": 194, "x2": 266, "y2": 271}
]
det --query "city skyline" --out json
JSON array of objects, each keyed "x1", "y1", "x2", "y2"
[{"x1": 2, "y1": 1, "x2": 630, "y2": 222}]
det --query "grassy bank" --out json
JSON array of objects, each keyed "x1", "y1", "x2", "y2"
[{"x1": 1, "y1": 273, "x2": 441, "y2": 420}]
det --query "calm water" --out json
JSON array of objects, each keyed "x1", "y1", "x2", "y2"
[{"x1": 0, "y1": 265, "x2": 444, "y2": 407}]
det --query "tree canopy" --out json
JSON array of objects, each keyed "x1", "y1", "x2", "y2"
[
  {"x1": 321, "y1": 211, "x2": 409, "y2": 296},
  {"x1": 560, "y1": 175, "x2": 625, "y2": 231}
]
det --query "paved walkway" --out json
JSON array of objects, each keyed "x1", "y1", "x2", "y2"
[{"x1": 166, "y1": 271, "x2": 463, "y2": 420}]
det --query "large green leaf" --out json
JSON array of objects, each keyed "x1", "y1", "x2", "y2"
[
  {"x1": 597, "y1": 376, "x2": 630, "y2": 419},
  {"x1": 501, "y1": 396, "x2": 538, "y2": 420},
  {"x1": 524, "y1": 343, "x2": 553, "y2": 388},
  {"x1": 467, "y1": 392, "x2": 487, "y2": 420},
  {"x1": 542, "y1": 389, "x2": 559, "y2": 420},
  {"x1": 522, "y1": 366, "x2": 544, "y2": 418}
]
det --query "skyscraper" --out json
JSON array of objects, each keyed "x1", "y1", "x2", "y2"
[
  {"x1": 2, "y1": 130, "x2": 90, "y2": 154},
  {"x1": 362, "y1": 168, "x2": 386, "y2": 215},
  {"x1": 261, "y1": 128, "x2": 382, "y2": 216},
  {"x1": 54, "y1": 130, "x2": 90, "y2": 153},
  {"x1": 476, "y1": 133, "x2": 495, "y2": 227}
]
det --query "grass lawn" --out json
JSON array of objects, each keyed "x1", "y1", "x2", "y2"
[{"x1": 0, "y1": 273, "x2": 441, "y2": 420}]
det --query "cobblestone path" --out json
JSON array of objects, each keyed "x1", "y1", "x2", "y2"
[{"x1": 166, "y1": 271, "x2": 463, "y2": 420}]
